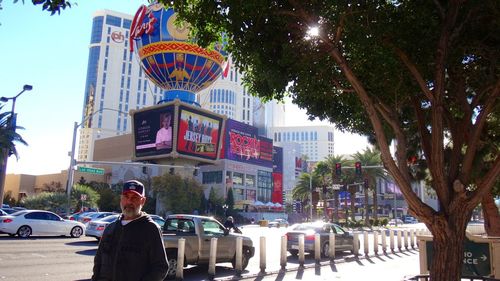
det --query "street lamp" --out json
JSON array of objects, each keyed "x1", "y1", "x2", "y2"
[
  {"x1": 65, "y1": 108, "x2": 126, "y2": 216},
  {"x1": 0, "y1": 84, "x2": 33, "y2": 207}
]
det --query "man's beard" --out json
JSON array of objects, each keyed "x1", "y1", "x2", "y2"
[{"x1": 122, "y1": 204, "x2": 141, "y2": 218}]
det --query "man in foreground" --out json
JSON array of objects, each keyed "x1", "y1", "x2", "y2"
[{"x1": 92, "y1": 180, "x2": 168, "y2": 281}]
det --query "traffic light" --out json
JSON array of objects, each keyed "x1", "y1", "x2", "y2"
[
  {"x1": 355, "y1": 162, "x2": 362, "y2": 176},
  {"x1": 335, "y1": 163, "x2": 341, "y2": 176}
]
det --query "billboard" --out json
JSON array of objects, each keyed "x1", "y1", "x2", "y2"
[
  {"x1": 133, "y1": 105, "x2": 175, "y2": 158},
  {"x1": 223, "y1": 119, "x2": 273, "y2": 168},
  {"x1": 271, "y1": 173, "x2": 283, "y2": 204},
  {"x1": 272, "y1": 146, "x2": 283, "y2": 173},
  {"x1": 176, "y1": 105, "x2": 223, "y2": 160}
]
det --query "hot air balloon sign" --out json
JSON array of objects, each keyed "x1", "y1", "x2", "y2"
[{"x1": 130, "y1": 2, "x2": 227, "y2": 104}]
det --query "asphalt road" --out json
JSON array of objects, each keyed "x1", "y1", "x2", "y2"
[{"x1": 0, "y1": 224, "x2": 424, "y2": 281}]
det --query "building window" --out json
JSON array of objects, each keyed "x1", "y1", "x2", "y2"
[
  {"x1": 90, "y1": 16, "x2": 103, "y2": 44},
  {"x1": 105, "y1": 15, "x2": 121, "y2": 27},
  {"x1": 202, "y1": 171, "x2": 223, "y2": 184}
]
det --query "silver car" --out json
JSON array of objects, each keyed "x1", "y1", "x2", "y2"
[
  {"x1": 85, "y1": 214, "x2": 120, "y2": 240},
  {"x1": 286, "y1": 222, "x2": 355, "y2": 258}
]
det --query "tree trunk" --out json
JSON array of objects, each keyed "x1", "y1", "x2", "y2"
[
  {"x1": 364, "y1": 188, "x2": 370, "y2": 226},
  {"x1": 481, "y1": 191, "x2": 500, "y2": 236},
  {"x1": 428, "y1": 215, "x2": 469, "y2": 281},
  {"x1": 0, "y1": 148, "x2": 9, "y2": 207},
  {"x1": 372, "y1": 187, "x2": 378, "y2": 221},
  {"x1": 349, "y1": 188, "x2": 356, "y2": 221}
]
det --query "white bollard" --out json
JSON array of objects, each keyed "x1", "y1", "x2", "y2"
[
  {"x1": 208, "y1": 238, "x2": 218, "y2": 278},
  {"x1": 403, "y1": 230, "x2": 408, "y2": 250},
  {"x1": 329, "y1": 233, "x2": 336, "y2": 260},
  {"x1": 397, "y1": 230, "x2": 402, "y2": 252},
  {"x1": 299, "y1": 234, "x2": 305, "y2": 266},
  {"x1": 353, "y1": 233, "x2": 360, "y2": 256},
  {"x1": 314, "y1": 233, "x2": 321, "y2": 263},
  {"x1": 389, "y1": 230, "x2": 395, "y2": 252},
  {"x1": 176, "y1": 238, "x2": 185, "y2": 280},
  {"x1": 260, "y1": 236, "x2": 266, "y2": 273},
  {"x1": 235, "y1": 237, "x2": 243, "y2": 274},
  {"x1": 410, "y1": 229, "x2": 415, "y2": 249},
  {"x1": 373, "y1": 231, "x2": 379, "y2": 255},
  {"x1": 381, "y1": 230, "x2": 387, "y2": 254},
  {"x1": 280, "y1": 235, "x2": 287, "y2": 270},
  {"x1": 363, "y1": 231, "x2": 369, "y2": 256}
]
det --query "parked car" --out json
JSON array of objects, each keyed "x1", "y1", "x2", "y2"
[
  {"x1": 388, "y1": 218, "x2": 404, "y2": 225},
  {"x1": 268, "y1": 218, "x2": 289, "y2": 228},
  {"x1": 85, "y1": 214, "x2": 120, "y2": 240},
  {"x1": 0, "y1": 210, "x2": 86, "y2": 238},
  {"x1": 402, "y1": 215, "x2": 418, "y2": 224},
  {"x1": 1, "y1": 208, "x2": 17, "y2": 215},
  {"x1": 68, "y1": 211, "x2": 93, "y2": 222},
  {"x1": 149, "y1": 214, "x2": 166, "y2": 229},
  {"x1": 80, "y1": 212, "x2": 116, "y2": 225},
  {"x1": 285, "y1": 221, "x2": 355, "y2": 258},
  {"x1": 162, "y1": 214, "x2": 255, "y2": 279}
]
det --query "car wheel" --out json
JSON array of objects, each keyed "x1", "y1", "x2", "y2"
[
  {"x1": 165, "y1": 252, "x2": 178, "y2": 280},
  {"x1": 70, "y1": 226, "x2": 83, "y2": 238},
  {"x1": 289, "y1": 249, "x2": 298, "y2": 257},
  {"x1": 232, "y1": 247, "x2": 251, "y2": 270},
  {"x1": 321, "y1": 242, "x2": 330, "y2": 258},
  {"x1": 17, "y1": 225, "x2": 32, "y2": 238}
]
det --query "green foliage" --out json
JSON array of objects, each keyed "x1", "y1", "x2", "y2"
[
  {"x1": 0, "y1": 105, "x2": 28, "y2": 161},
  {"x1": 152, "y1": 173, "x2": 204, "y2": 214},
  {"x1": 70, "y1": 184, "x2": 100, "y2": 212},
  {"x1": 22, "y1": 192, "x2": 67, "y2": 212}
]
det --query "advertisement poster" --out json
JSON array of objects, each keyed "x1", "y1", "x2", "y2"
[
  {"x1": 224, "y1": 119, "x2": 273, "y2": 168},
  {"x1": 246, "y1": 189, "x2": 256, "y2": 201},
  {"x1": 271, "y1": 173, "x2": 283, "y2": 204},
  {"x1": 133, "y1": 105, "x2": 175, "y2": 158},
  {"x1": 176, "y1": 106, "x2": 223, "y2": 160}
]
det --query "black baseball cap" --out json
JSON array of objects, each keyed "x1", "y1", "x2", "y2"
[{"x1": 122, "y1": 180, "x2": 145, "y2": 197}]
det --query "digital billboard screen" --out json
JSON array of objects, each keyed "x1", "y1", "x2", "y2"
[
  {"x1": 272, "y1": 146, "x2": 283, "y2": 173},
  {"x1": 224, "y1": 119, "x2": 273, "y2": 168},
  {"x1": 133, "y1": 105, "x2": 175, "y2": 158},
  {"x1": 176, "y1": 105, "x2": 223, "y2": 160}
]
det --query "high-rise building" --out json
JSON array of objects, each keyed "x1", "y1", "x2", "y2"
[
  {"x1": 270, "y1": 125, "x2": 335, "y2": 162},
  {"x1": 79, "y1": 10, "x2": 163, "y2": 162}
]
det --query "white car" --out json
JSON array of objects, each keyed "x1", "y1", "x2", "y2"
[{"x1": 0, "y1": 210, "x2": 86, "y2": 238}]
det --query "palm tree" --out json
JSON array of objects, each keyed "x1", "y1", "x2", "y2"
[
  {"x1": 292, "y1": 172, "x2": 320, "y2": 219},
  {"x1": 352, "y1": 148, "x2": 386, "y2": 225},
  {"x1": 0, "y1": 107, "x2": 27, "y2": 206}
]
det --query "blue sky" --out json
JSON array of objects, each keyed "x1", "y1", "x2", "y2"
[{"x1": 1, "y1": 1, "x2": 368, "y2": 176}]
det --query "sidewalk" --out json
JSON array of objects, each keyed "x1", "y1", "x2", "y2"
[{"x1": 217, "y1": 250, "x2": 420, "y2": 281}]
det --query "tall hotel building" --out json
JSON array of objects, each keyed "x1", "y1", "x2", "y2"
[
  {"x1": 270, "y1": 126, "x2": 335, "y2": 162},
  {"x1": 79, "y1": 9, "x2": 266, "y2": 162},
  {"x1": 79, "y1": 10, "x2": 159, "y2": 162}
]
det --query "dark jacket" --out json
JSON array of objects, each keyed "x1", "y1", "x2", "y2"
[{"x1": 92, "y1": 213, "x2": 168, "y2": 281}]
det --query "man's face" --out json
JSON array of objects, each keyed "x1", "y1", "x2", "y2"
[{"x1": 120, "y1": 192, "x2": 146, "y2": 219}]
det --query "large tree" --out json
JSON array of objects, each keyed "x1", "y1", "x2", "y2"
[
  {"x1": 0, "y1": 107, "x2": 28, "y2": 206},
  {"x1": 169, "y1": 1, "x2": 500, "y2": 280}
]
